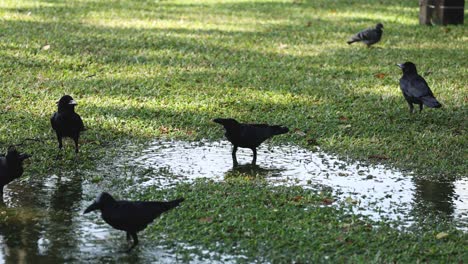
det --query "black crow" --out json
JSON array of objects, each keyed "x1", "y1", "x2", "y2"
[
  {"x1": 51, "y1": 95, "x2": 85, "y2": 153},
  {"x1": 213, "y1": 118, "x2": 289, "y2": 166},
  {"x1": 397, "y1": 62, "x2": 442, "y2": 113},
  {"x1": 0, "y1": 147, "x2": 31, "y2": 197},
  {"x1": 84, "y1": 192, "x2": 184, "y2": 251},
  {"x1": 347, "y1": 23, "x2": 384, "y2": 47}
]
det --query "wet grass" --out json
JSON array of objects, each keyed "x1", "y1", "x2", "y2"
[
  {"x1": 141, "y1": 178, "x2": 467, "y2": 263},
  {"x1": 0, "y1": 0, "x2": 467, "y2": 262}
]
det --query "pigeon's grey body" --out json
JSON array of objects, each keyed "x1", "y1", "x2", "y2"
[{"x1": 347, "y1": 23, "x2": 384, "y2": 47}]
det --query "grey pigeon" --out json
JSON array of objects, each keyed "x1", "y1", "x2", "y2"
[
  {"x1": 347, "y1": 23, "x2": 384, "y2": 47},
  {"x1": 397, "y1": 62, "x2": 442, "y2": 113}
]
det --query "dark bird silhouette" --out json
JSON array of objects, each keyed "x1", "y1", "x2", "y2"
[
  {"x1": 397, "y1": 62, "x2": 442, "y2": 113},
  {"x1": 51, "y1": 95, "x2": 85, "y2": 153},
  {"x1": 84, "y1": 192, "x2": 184, "y2": 251},
  {"x1": 0, "y1": 147, "x2": 31, "y2": 197},
  {"x1": 347, "y1": 23, "x2": 384, "y2": 47},
  {"x1": 213, "y1": 118, "x2": 289, "y2": 166}
]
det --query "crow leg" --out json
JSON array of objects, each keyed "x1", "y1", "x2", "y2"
[
  {"x1": 232, "y1": 146, "x2": 238, "y2": 166},
  {"x1": 126, "y1": 232, "x2": 131, "y2": 241},
  {"x1": 55, "y1": 134, "x2": 63, "y2": 160},
  {"x1": 73, "y1": 136, "x2": 80, "y2": 153},
  {"x1": 251, "y1": 148, "x2": 257, "y2": 165},
  {"x1": 419, "y1": 103, "x2": 423, "y2": 113},
  {"x1": 407, "y1": 102, "x2": 414, "y2": 114},
  {"x1": 126, "y1": 232, "x2": 139, "y2": 252},
  {"x1": 56, "y1": 133, "x2": 63, "y2": 150}
]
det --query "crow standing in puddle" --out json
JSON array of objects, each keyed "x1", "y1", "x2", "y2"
[
  {"x1": 397, "y1": 62, "x2": 442, "y2": 113},
  {"x1": 0, "y1": 147, "x2": 31, "y2": 198},
  {"x1": 213, "y1": 118, "x2": 289, "y2": 166},
  {"x1": 51, "y1": 95, "x2": 85, "y2": 153},
  {"x1": 84, "y1": 192, "x2": 184, "y2": 251},
  {"x1": 347, "y1": 23, "x2": 384, "y2": 47}
]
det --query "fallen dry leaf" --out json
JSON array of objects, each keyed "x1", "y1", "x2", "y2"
[
  {"x1": 42, "y1": 44, "x2": 50, "y2": 50},
  {"x1": 436, "y1": 232, "x2": 449, "y2": 239},
  {"x1": 339, "y1": 116, "x2": 348, "y2": 121},
  {"x1": 293, "y1": 128, "x2": 306, "y2": 137},
  {"x1": 293, "y1": 195, "x2": 303, "y2": 202},
  {"x1": 374, "y1": 73, "x2": 386, "y2": 79},
  {"x1": 159, "y1": 126, "x2": 170, "y2": 134},
  {"x1": 199, "y1": 217, "x2": 213, "y2": 223},
  {"x1": 322, "y1": 198, "x2": 334, "y2": 205}
]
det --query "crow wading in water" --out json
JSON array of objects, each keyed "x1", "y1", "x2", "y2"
[
  {"x1": 0, "y1": 147, "x2": 31, "y2": 198},
  {"x1": 397, "y1": 62, "x2": 442, "y2": 113},
  {"x1": 84, "y1": 192, "x2": 184, "y2": 251},
  {"x1": 213, "y1": 118, "x2": 289, "y2": 166}
]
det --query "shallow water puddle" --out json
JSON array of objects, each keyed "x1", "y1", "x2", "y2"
[
  {"x1": 136, "y1": 140, "x2": 468, "y2": 228},
  {"x1": 1, "y1": 140, "x2": 466, "y2": 263},
  {"x1": 0, "y1": 166, "x2": 241, "y2": 263}
]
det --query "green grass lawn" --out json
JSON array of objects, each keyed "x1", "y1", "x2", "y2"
[
  {"x1": 1, "y1": 0, "x2": 467, "y2": 262},
  {"x1": 1, "y1": 0, "x2": 466, "y2": 177}
]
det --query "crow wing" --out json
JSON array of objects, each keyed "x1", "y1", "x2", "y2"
[
  {"x1": 51, "y1": 112, "x2": 59, "y2": 131},
  {"x1": 236, "y1": 124, "x2": 278, "y2": 147},
  {"x1": 406, "y1": 75, "x2": 433, "y2": 98},
  {"x1": 72, "y1": 113, "x2": 85, "y2": 131},
  {"x1": 102, "y1": 201, "x2": 179, "y2": 232}
]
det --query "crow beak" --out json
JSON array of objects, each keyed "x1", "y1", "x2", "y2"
[
  {"x1": 19, "y1": 153, "x2": 31, "y2": 161},
  {"x1": 213, "y1": 118, "x2": 221, "y2": 124},
  {"x1": 397, "y1": 63, "x2": 404, "y2": 68},
  {"x1": 84, "y1": 202, "x2": 99, "y2": 214},
  {"x1": 69, "y1": 100, "x2": 78, "y2": 105}
]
